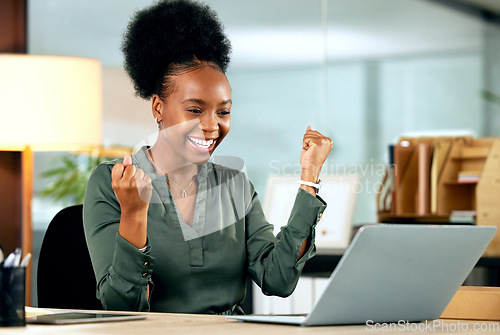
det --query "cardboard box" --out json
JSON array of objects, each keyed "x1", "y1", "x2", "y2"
[{"x1": 441, "y1": 286, "x2": 500, "y2": 321}]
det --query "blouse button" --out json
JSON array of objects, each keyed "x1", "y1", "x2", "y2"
[
  {"x1": 144, "y1": 261, "x2": 150, "y2": 267},
  {"x1": 142, "y1": 273, "x2": 148, "y2": 278}
]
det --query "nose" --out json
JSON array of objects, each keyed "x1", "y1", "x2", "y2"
[{"x1": 199, "y1": 111, "x2": 218, "y2": 134}]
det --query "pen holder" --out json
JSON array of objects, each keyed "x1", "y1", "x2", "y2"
[{"x1": 0, "y1": 267, "x2": 26, "y2": 327}]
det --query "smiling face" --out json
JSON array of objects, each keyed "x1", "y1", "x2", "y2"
[{"x1": 153, "y1": 65, "x2": 232, "y2": 167}]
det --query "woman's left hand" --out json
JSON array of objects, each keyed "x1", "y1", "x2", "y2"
[{"x1": 299, "y1": 126, "x2": 333, "y2": 183}]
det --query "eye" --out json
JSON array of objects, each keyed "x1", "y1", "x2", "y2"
[
  {"x1": 188, "y1": 108, "x2": 202, "y2": 114},
  {"x1": 218, "y1": 110, "x2": 230, "y2": 116}
]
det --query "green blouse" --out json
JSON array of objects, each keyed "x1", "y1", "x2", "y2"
[{"x1": 83, "y1": 147, "x2": 326, "y2": 314}]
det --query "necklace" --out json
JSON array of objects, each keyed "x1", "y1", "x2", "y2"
[
  {"x1": 147, "y1": 149, "x2": 195, "y2": 198},
  {"x1": 168, "y1": 178, "x2": 195, "y2": 198}
]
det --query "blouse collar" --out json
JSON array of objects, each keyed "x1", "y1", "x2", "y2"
[{"x1": 132, "y1": 146, "x2": 210, "y2": 182}]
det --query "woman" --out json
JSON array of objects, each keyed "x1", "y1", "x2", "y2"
[{"x1": 83, "y1": 0, "x2": 333, "y2": 315}]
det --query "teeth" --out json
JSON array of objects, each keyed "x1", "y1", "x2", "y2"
[{"x1": 189, "y1": 137, "x2": 214, "y2": 148}]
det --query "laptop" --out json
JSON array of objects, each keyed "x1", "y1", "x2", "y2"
[{"x1": 228, "y1": 224, "x2": 496, "y2": 326}]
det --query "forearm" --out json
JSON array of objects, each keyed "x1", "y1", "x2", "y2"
[
  {"x1": 298, "y1": 237, "x2": 311, "y2": 260},
  {"x1": 120, "y1": 211, "x2": 152, "y2": 299},
  {"x1": 248, "y1": 189, "x2": 326, "y2": 297},
  {"x1": 298, "y1": 167, "x2": 318, "y2": 257},
  {"x1": 84, "y1": 163, "x2": 154, "y2": 311},
  {"x1": 118, "y1": 208, "x2": 148, "y2": 249}
]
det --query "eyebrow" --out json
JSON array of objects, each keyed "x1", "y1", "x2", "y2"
[{"x1": 183, "y1": 98, "x2": 232, "y2": 105}]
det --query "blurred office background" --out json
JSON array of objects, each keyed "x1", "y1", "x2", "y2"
[{"x1": 20, "y1": 0, "x2": 500, "y2": 306}]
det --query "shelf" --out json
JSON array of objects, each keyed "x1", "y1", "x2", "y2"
[
  {"x1": 443, "y1": 180, "x2": 478, "y2": 185},
  {"x1": 451, "y1": 147, "x2": 489, "y2": 160}
]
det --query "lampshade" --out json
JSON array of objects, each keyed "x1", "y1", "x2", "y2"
[{"x1": 0, "y1": 54, "x2": 102, "y2": 150}]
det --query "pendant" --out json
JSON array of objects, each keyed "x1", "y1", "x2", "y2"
[{"x1": 181, "y1": 190, "x2": 187, "y2": 198}]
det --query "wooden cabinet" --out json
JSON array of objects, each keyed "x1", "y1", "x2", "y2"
[
  {"x1": 0, "y1": 148, "x2": 33, "y2": 303},
  {"x1": 438, "y1": 138, "x2": 491, "y2": 215}
]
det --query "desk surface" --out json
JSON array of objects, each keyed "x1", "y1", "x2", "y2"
[{"x1": 1, "y1": 309, "x2": 499, "y2": 335}]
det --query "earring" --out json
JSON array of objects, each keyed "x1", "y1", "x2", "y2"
[{"x1": 155, "y1": 117, "x2": 162, "y2": 130}]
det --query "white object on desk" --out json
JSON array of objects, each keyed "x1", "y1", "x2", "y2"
[{"x1": 262, "y1": 174, "x2": 359, "y2": 252}]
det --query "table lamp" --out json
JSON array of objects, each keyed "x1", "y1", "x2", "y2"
[{"x1": 0, "y1": 54, "x2": 102, "y2": 303}]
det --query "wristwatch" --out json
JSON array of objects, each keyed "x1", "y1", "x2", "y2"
[{"x1": 297, "y1": 179, "x2": 321, "y2": 193}]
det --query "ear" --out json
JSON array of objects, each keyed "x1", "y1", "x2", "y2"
[{"x1": 152, "y1": 94, "x2": 163, "y2": 120}]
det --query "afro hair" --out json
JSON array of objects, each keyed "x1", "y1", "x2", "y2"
[{"x1": 121, "y1": 0, "x2": 231, "y2": 100}]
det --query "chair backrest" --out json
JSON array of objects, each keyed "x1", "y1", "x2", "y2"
[{"x1": 37, "y1": 204, "x2": 103, "y2": 309}]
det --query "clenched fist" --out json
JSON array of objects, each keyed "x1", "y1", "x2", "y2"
[
  {"x1": 112, "y1": 155, "x2": 152, "y2": 249},
  {"x1": 112, "y1": 155, "x2": 153, "y2": 211},
  {"x1": 299, "y1": 126, "x2": 333, "y2": 192}
]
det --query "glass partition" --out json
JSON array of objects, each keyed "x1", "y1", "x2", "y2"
[{"x1": 28, "y1": 0, "x2": 500, "y2": 305}]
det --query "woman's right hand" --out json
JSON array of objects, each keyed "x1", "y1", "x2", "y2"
[
  {"x1": 112, "y1": 155, "x2": 152, "y2": 211},
  {"x1": 112, "y1": 155, "x2": 152, "y2": 248}
]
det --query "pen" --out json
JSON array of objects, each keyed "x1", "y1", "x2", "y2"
[
  {"x1": 3, "y1": 248, "x2": 22, "y2": 268},
  {"x1": 12, "y1": 248, "x2": 22, "y2": 267},
  {"x1": 3, "y1": 252, "x2": 15, "y2": 268},
  {"x1": 20, "y1": 253, "x2": 32, "y2": 267}
]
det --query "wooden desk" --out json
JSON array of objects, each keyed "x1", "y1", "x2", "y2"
[{"x1": 1, "y1": 309, "x2": 499, "y2": 335}]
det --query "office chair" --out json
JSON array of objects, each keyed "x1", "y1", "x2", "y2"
[{"x1": 37, "y1": 204, "x2": 103, "y2": 310}]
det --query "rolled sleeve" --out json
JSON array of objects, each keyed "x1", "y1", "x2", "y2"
[
  {"x1": 246, "y1": 186, "x2": 328, "y2": 297},
  {"x1": 85, "y1": 161, "x2": 155, "y2": 312},
  {"x1": 112, "y1": 234, "x2": 155, "y2": 286},
  {"x1": 280, "y1": 189, "x2": 327, "y2": 266},
  {"x1": 286, "y1": 189, "x2": 327, "y2": 236}
]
